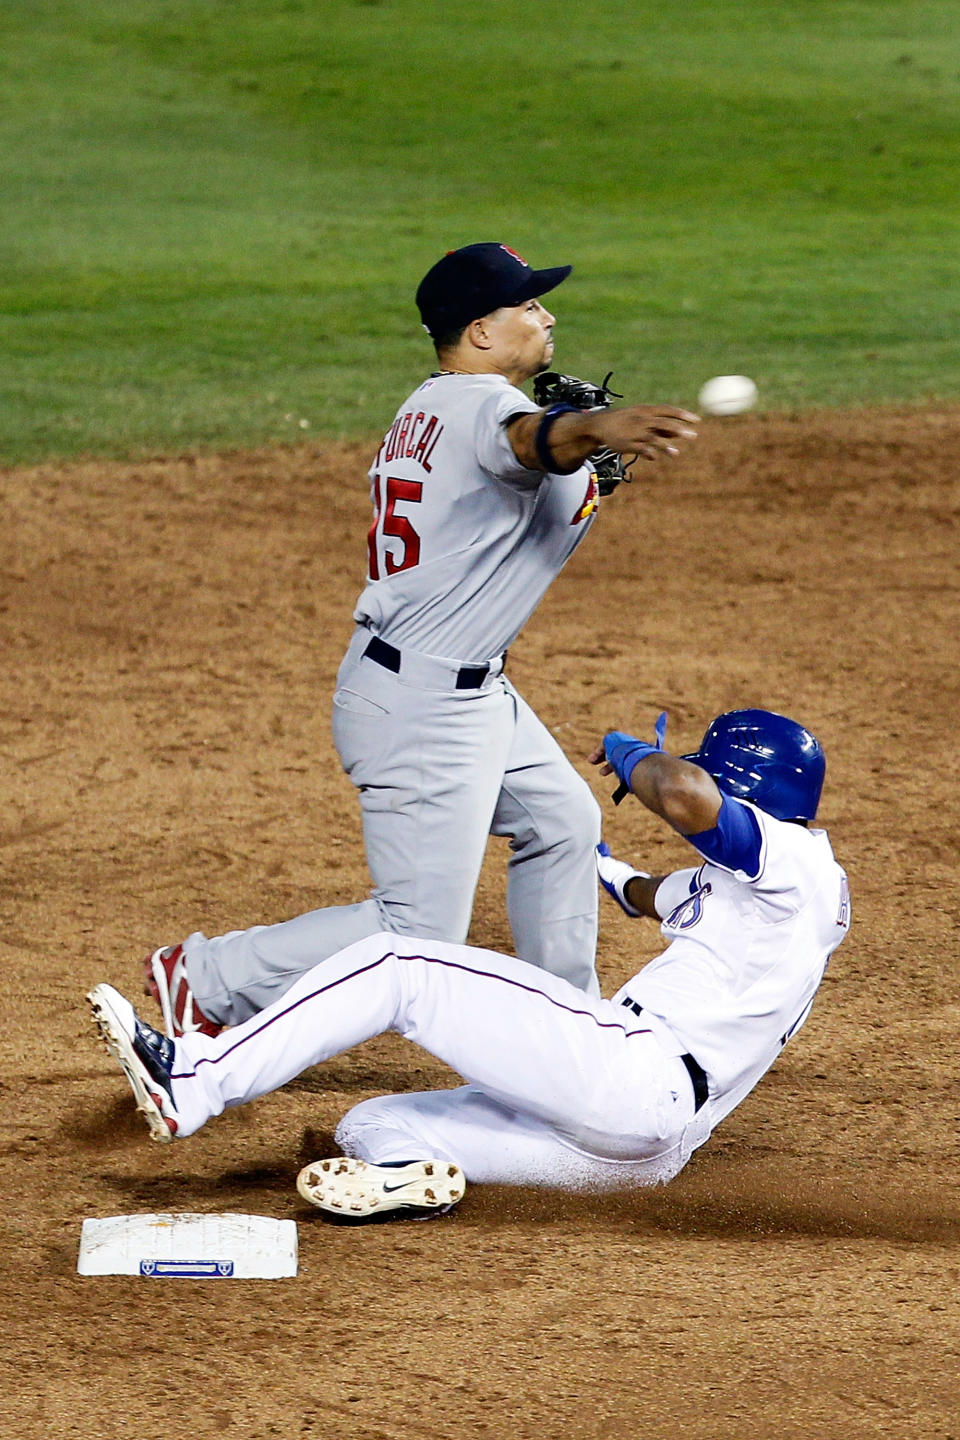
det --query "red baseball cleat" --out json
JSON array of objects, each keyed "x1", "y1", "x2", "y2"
[{"x1": 143, "y1": 943, "x2": 222, "y2": 1039}]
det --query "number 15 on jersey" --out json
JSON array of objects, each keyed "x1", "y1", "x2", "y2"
[{"x1": 368, "y1": 473, "x2": 423, "y2": 579}]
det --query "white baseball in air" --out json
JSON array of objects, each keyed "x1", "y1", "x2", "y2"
[{"x1": 697, "y1": 374, "x2": 758, "y2": 416}]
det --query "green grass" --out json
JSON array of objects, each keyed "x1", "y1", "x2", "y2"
[{"x1": 2, "y1": 0, "x2": 960, "y2": 462}]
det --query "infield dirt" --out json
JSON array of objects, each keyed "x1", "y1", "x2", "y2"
[{"x1": 2, "y1": 409, "x2": 958, "y2": 1438}]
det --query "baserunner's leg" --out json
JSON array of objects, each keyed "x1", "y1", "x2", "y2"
[
  {"x1": 171, "y1": 932, "x2": 691, "y2": 1161},
  {"x1": 335, "y1": 1085, "x2": 696, "y2": 1190}
]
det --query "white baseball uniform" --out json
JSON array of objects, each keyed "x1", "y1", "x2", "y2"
[
  {"x1": 182, "y1": 373, "x2": 605, "y2": 1024},
  {"x1": 166, "y1": 798, "x2": 850, "y2": 1189}
]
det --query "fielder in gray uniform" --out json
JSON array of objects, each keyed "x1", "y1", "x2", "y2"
[
  {"x1": 144, "y1": 242, "x2": 698, "y2": 1035},
  {"x1": 90, "y1": 708, "x2": 850, "y2": 1221}
]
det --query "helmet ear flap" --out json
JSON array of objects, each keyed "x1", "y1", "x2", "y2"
[{"x1": 690, "y1": 710, "x2": 825, "y2": 823}]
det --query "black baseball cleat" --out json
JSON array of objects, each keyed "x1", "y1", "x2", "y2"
[
  {"x1": 87, "y1": 983, "x2": 180, "y2": 1143},
  {"x1": 296, "y1": 1157, "x2": 465, "y2": 1221}
]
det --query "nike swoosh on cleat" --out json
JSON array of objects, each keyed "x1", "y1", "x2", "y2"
[{"x1": 382, "y1": 1180, "x2": 417, "y2": 1193}]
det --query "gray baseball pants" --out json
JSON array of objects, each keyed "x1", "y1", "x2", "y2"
[{"x1": 184, "y1": 628, "x2": 602, "y2": 1024}]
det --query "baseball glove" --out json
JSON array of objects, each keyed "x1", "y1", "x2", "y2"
[{"x1": 532, "y1": 370, "x2": 633, "y2": 494}]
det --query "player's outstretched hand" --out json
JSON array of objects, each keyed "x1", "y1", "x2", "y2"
[
  {"x1": 508, "y1": 405, "x2": 697, "y2": 474},
  {"x1": 592, "y1": 405, "x2": 699, "y2": 462},
  {"x1": 587, "y1": 740, "x2": 614, "y2": 776},
  {"x1": 590, "y1": 713, "x2": 668, "y2": 805},
  {"x1": 589, "y1": 713, "x2": 668, "y2": 780}
]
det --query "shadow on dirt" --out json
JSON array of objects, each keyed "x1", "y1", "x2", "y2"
[
  {"x1": 467, "y1": 1162, "x2": 960, "y2": 1245},
  {"x1": 78, "y1": 1109, "x2": 960, "y2": 1245},
  {"x1": 66, "y1": 1095, "x2": 153, "y2": 1149}
]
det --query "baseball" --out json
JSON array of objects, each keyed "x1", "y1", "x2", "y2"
[{"x1": 697, "y1": 374, "x2": 758, "y2": 416}]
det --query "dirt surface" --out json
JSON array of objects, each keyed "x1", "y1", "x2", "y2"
[{"x1": 2, "y1": 408, "x2": 959, "y2": 1439}]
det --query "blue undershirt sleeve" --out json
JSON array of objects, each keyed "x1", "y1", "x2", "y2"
[{"x1": 684, "y1": 795, "x2": 764, "y2": 878}]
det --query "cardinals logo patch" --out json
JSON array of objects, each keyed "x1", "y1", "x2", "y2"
[{"x1": 570, "y1": 472, "x2": 599, "y2": 525}]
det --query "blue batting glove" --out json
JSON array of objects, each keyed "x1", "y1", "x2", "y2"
[{"x1": 603, "y1": 711, "x2": 669, "y2": 791}]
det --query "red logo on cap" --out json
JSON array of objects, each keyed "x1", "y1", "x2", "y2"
[{"x1": 499, "y1": 245, "x2": 528, "y2": 266}]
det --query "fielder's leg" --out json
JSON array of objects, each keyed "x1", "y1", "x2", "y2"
[
  {"x1": 338, "y1": 670, "x2": 515, "y2": 946},
  {"x1": 177, "y1": 901, "x2": 385, "y2": 1028},
  {"x1": 492, "y1": 683, "x2": 602, "y2": 995},
  {"x1": 181, "y1": 659, "x2": 515, "y2": 1025}
]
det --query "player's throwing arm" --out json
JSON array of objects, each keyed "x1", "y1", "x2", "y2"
[{"x1": 508, "y1": 401, "x2": 698, "y2": 475}]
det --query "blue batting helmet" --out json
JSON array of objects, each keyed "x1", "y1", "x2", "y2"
[{"x1": 682, "y1": 709, "x2": 826, "y2": 822}]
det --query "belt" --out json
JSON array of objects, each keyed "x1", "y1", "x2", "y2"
[
  {"x1": 621, "y1": 997, "x2": 709, "y2": 1113},
  {"x1": 363, "y1": 633, "x2": 500, "y2": 690}
]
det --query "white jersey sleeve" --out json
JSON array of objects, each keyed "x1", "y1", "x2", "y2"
[{"x1": 615, "y1": 807, "x2": 850, "y2": 1121}]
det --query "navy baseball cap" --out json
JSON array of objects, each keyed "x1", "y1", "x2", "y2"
[{"x1": 416, "y1": 242, "x2": 572, "y2": 338}]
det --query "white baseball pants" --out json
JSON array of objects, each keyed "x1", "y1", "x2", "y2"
[{"x1": 172, "y1": 932, "x2": 708, "y2": 1189}]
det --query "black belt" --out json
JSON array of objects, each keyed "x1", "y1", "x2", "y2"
[
  {"x1": 621, "y1": 997, "x2": 709, "y2": 1113},
  {"x1": 363, "y1": 634, "x2": 494, "y2": 690}
]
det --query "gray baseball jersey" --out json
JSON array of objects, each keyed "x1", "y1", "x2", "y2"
[
  {"x1": 181, "y1": 369, "x2": 606, "y2": 1024},
  {"x1": 357, "y1": 372, "x2": 599, "y2": 660}
]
